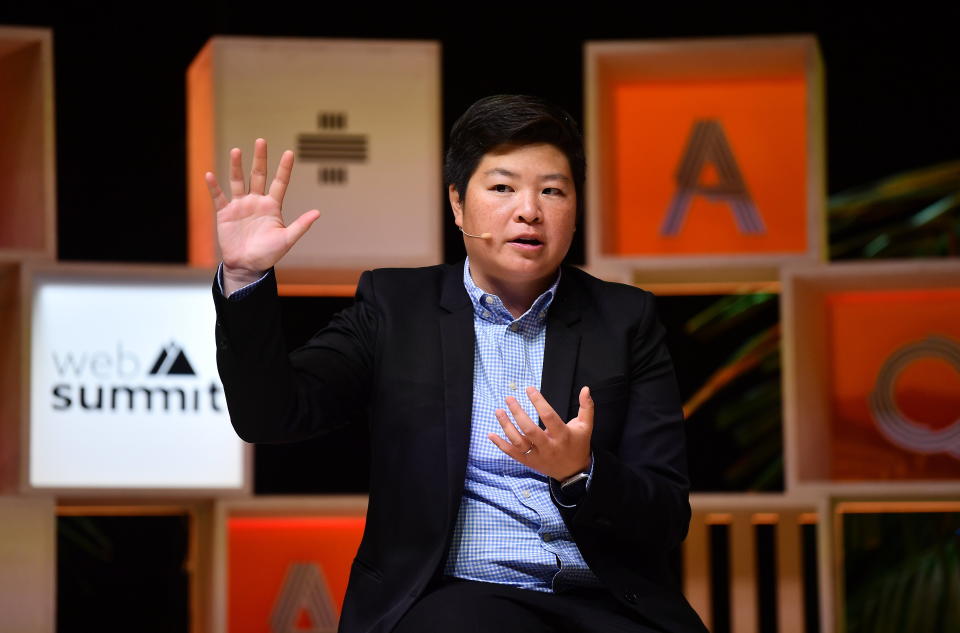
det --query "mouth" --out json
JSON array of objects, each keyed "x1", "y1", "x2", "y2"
[{"x1": 508, "y1": 237, "x2": 543, "y2": 246}]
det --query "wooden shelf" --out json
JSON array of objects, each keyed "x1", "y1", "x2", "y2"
[
  {"x1": 584, "y1": 36, "x2": 825, "y2": 281},
  {"x1": 0, "y1": 27, "x2": 56, "y2": 258},
  {"x1": 211, "y1": 496, "x2": 368, "y2": 633},
  {"x1": 782, "y1": 260, "x2": 960, "y2": 489},
  {"x1": 186, "y1": 37, "x2": 442, "y2": 277},
  {"x1": 0, "y1": 496, "x2": 55, "y2": 633},
  {"x1": 0, "y1": 258, "x2": 23, "y2": 493}
]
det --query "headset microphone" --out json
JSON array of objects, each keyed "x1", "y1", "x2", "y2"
[{"x1": 458, "y1": 226, "x2": 492, "y2": 240}]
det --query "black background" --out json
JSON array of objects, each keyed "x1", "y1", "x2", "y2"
[
  {"x1": 4, "y1": 3, "x2": 958, "y2": 493},
  {"x1": 2, "y1": 3, "x2": 959, "y2": 267}
]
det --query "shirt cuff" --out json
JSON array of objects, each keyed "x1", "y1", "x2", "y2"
[
  {"x1": 217, "y1": 262, "x2": 271, "y2": 300},
  {"x1": 550, "y1": 452, "x2": 594, "y2": 508}
]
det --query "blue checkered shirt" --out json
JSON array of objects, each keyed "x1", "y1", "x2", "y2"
[{"x1": 442, "y1": 259, "x2": 600, "y2": 592}]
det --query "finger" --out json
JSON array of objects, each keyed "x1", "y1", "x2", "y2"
[
  {"x1": 525, "y1": 387, "x2": 564, "y2": 433},
  {"x1": 268, "y1": 150, "x2": 294, "y2": 204},
  {"x1": 229, "y1": 147, "x2": 245, "y2": 198},
  {"x1": 575, "y1": 386, "x2": 594, "y2": 429},
  {"x1": 285, "y1": 209, "x2": 321, "y2": 247},
  {"x1": 205, "y1": 172, "x2": 229, "y2": 212},
  {"x1": 249, "y1": 138, "x2": 268, "y2": 195},
  {"x1": 505, "y1": 396, "x2": 543, "y2": 438},
  {"x1": 495, "y1": 408, "x2": 528, "y2": 449},
  {"x1": 488, "y1": 433, "x2": 526, "y2": 462}
]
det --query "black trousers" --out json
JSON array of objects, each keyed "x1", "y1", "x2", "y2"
[{"x1": 392, "y1": 578, "x2": 662, "y2": 633}]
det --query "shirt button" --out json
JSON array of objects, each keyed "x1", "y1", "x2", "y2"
[
  {"x1": 484, "y1": 296, "x2": 495, "y2": 305},
  {"x1": 508, "y1": 382, "x2": 517, "y2": 391},
  {"x1": 542, "y1": 534, "x2": 554, "y2": 542},
  {"x1": 509, "y1": 323, "x2": 519, "y2": 332},
  {"x1": 482, "y1": 310, "x2": 491, "y2": 319},
  {"x1": 521, "y1": 490, "x2": 531, "y2": 499}
]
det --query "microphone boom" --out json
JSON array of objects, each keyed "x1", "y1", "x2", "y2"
[{"x1": 459, "y1": 226, "x2": 492, "y2": 240}]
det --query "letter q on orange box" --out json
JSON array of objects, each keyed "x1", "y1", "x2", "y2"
[
  {"x1": 826, "y1": 288, "x2": 960, "y2": 481},
  {"x1": 27, "y1": 267, "x2": 247, "y2": 493}
]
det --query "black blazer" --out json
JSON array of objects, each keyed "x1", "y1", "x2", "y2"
[{"x1": 213, "y1": 262, "x2": 707, "y2": 633}]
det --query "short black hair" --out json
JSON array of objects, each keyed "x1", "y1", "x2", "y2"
[{"x1": 444, "y1": 95, "x2": 585, "y2": 215}]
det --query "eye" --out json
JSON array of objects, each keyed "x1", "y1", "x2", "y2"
[
  {"x1": 492, "y1": 184, "x2": 513, "y2": 193},
  {"x1": 543, "y1": 187, "x2": 565, "y2": 196}
]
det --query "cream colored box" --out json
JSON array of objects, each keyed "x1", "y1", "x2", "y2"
[{"x1": 188, "y1": 37, "x2": 442, "y2": 290}]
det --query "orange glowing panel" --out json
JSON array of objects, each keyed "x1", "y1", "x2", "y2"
[
  {"x1": 609, "y1": 77, "x2": 807, "y2": 256},
  {"x1": 228, "y1": 516, "x2": 365, "y2": 633},
  {"x1": 826, "y1": 288, "x2": 960, "y2": 480}
]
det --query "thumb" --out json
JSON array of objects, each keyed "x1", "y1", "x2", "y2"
[
  {"x1": 286, "y1": 209, "x2": 321, "y2": 246},
  {"x1": 576, "y1": 385, "x2": 594, "y2": 428}
]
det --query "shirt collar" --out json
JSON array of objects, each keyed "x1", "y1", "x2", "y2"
[{"x1": 462, "y1": 257, "x2": 560, "y2": 333}]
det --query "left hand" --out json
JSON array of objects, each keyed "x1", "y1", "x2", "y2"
[{"x1": 489, "y1": 385, "x2": 594, "y2": 481}]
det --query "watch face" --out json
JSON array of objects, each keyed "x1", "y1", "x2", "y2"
[
  {"x1": 561, "y1": 473, "x2": 589, "y2": 487},
  {"x1": 560, "y1": 473, "x2": 589, "y2": 499}
]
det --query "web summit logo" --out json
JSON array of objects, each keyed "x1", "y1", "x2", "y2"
[
  {"x1": 50, "y1": 341, "x2": 223, "y2": 413},
  {"x1": 149, "y1": 342, "x2": 196, "y2": 375},
  {"x1": 868, "y1": 335, "x2": 960, "y2": 459}
]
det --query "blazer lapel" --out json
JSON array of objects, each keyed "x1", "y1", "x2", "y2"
[
  {"x1": 439, "y1": 264, "x2": 475, "y2": 513},
  {"x1": 541, "y1": 269, "x2": 583, "y2": 424}
]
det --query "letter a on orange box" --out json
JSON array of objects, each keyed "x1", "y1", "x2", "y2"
[
  {"x1": 609, "y1": 78, "x2": 808, "y2": 255},
  {"x1": 228, "y1": 517, "x2": 365, "y2": 633}
]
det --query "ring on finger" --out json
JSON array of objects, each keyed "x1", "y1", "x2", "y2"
[{"x1": 522, "y1": 445, "x2": 535, "y2": 455}]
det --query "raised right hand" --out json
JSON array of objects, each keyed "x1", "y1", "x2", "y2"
[{"x1": 205, "y1": 138, "x2": 320, "y2": 294}]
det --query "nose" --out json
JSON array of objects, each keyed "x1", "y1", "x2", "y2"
[{"x1": 515, "y1": 190, "x2": 542, "y2": 224}]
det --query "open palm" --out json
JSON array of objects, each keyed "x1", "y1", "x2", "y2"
[{"x1": 205, "y1": 138, "x2": 320, "y2": 291}]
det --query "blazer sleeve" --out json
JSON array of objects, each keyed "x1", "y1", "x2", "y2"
[
  {"x1": 558, "y1": 291, "x2": 691, "y2": 554},
  {"x1": 213, "y1": 268, "x2": 379, "y2": 443}
]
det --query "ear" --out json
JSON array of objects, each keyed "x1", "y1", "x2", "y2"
[{"x1": 448, "y1": 184, "x2": 464, "y2": 228}]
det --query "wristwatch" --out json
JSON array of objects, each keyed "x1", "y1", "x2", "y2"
[{"x1": 558, "y1": 471, "x2": 590, "y2": 502}]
